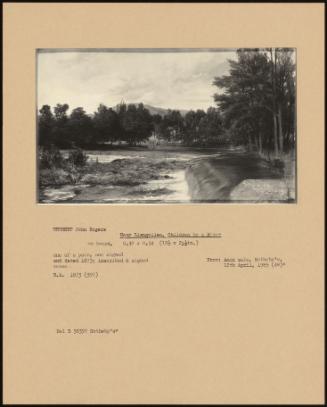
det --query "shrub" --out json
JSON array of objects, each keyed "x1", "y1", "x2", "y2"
[
  {"x1": 39, "y1": 147, "x2": 64, "y2": 169},
  {"x1": 67, "y1": 148, "x2": 88, "y2": 167}
]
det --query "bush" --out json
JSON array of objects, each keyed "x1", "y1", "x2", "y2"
[
  {"x1": 39, "y1": 147, "x2": 64, "y2": 169},
  {"x1": 67, "y1": 148, "x2": 88, "y2": 167},
  {"x1": 39, "y1": 168, "x2": 70, "y2": 187}
]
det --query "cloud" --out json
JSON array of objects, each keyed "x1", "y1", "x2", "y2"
[{"x1": 37, "y1": 50, "x2": 236, "y2": 113}]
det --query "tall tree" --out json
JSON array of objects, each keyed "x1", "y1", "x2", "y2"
[
  {"x1": 160, "y1": 110, "x2": 184, "y2": 142},
  {"x1": 93, "y1": 104, "x2": 120, "y2": 144},
  {"x1": 213, "y1": 48, "x2": 295, "y2": 157},
  {"x1": 198, "y1": 108, "x2": 224, "y2": 146},
  {"x1": 68, "y1": 107, "x2": 94, "y2": 147},
  {"x1": 53, "y1": 103, "x2": 70, "y2": 148},
  {"x1": 38, "y1": 105, "x2": 54, "y2": 147},
  {"x1": 269, "y1": 48, "x2": 296, "y2": 153},
  {"x1": 119, "y1": 103, "x2": 153, "y2": 145},
  {"x1": 184, "y1": 109, "x2": 206, "y2": 145}
]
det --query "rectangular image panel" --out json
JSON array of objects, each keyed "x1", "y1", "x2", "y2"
[{"x1": 36, "y1": 48, "x2": 297, "y2": 204}]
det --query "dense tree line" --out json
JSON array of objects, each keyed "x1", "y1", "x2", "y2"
[
  {"x1": 38, "y1": 102, "x2": 226, "y2": 149},
  {"x1": 38, "y1": 102, "x2": 154, "y2": 148},
  {"x1": 213, "y1": 48, "x2": 296, "y2": 157}
]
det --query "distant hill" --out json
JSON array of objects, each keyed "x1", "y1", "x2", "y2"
[
  {"x1": 144, "y1": 104, "x2": 189, "y2": 117},
  {"x1": 114, "y1": 103, "x2": 189, "y2": 117}
]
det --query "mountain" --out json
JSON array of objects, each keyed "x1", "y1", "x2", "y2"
[
  {"x1": 144, "y1": 104, "x2": 189, "y2": 117},
  {"x1": 114, "y1": 103, "x2": 189, "y2": 117}
]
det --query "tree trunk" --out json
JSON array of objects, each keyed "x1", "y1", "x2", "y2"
[
  {"x1": 273, "y1": 114, "x2": 279, "y2": 158},
  {"x1": 248, "y1": 135, "x2": 253, "y2": 151},
  {"x1": 270, "y1": 49, "x2": 279, "y2": 159},
  {"x1": 254, "y1": 135, "x2": 259, "y2": 150},
  {"x1": 278, "y1": 105, "x2": 284, "y2": 154},
  {"x1": 258, "y1": 132, "x2": 263, "y2": 154}
]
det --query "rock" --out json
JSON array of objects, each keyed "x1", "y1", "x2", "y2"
[{"x1": 230, "y1": 179, "x2": 291, "y2": 201}]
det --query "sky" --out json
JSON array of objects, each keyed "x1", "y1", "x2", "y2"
[{"x1": 37, "y1": 49, "x2": 237, "y2": 113}]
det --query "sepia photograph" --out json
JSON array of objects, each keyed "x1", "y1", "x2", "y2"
[
  {"x1": 5, "y1": 3, "x2": 324, "y2": 405},
  {"x1": 37, "y1": 48, "x2": 296, "y2": 204}
]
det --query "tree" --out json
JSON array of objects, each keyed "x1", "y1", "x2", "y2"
[
  {"x1": 151, "y1": 114, "x2": 162, "y2": 136},
  {"x1": 135, "y1": 103, "x2": 154, "y2": 143},
  {"x1": 213, "y1": 50, "x2": 269, "y2": 152},
  {"x1": 267, "y1": 48, "x2": 296, "y2": 153},
  {"x1": 159, "y1": 110, "x2": 184, "y2": 142},
  {"x1": 119, "y1": 103, "x2": 153, "y2": 145},
  {"x1": 93, "y1": 104, "x2": 120, "y2": 144},
  {"x1": 38, "y1": 105, "x2": 54, "y2": 146},
  {"x1": 52, "y1": 103, "x2": 70, "y2": 148},
  {"x1": 213, "y1": 48, "x2": 295, "y2": 157},
  {"x1": 198, "y1": 108, "x2": 225, "y2": 146},
  {"x1": 68, "y1": 107, "x2": 94, "y2": 147},
  {"x1": 183, "y1": 110, "x2": 206, "y2": 145}
]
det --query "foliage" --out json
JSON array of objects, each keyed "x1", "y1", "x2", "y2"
[
  {"x1": 38, "y1": 105, "x2": 55, "y2": 147},
  {"x1": 67, "y1": 148, "x2": 88, "y2": 167},
  {"x1": 68, "y1": 107, "x2": 94, "y2": 147},
  {"x1": 39, "y1": 146, "x2": 64, "y2": 169},
  {"x1": 118, "y1": 103, "x2": 154, "y2": 145},
  {"x1": 39, "y1": 146, "x2": 88, "y2": 187},
  {"x1": 52, "y1": 103, "x2": 70, "y2": 148},
  {"x1": 93, "y1": 104, "x2": 120, "y2": 144},
  {"x1": 213, "y1": 48, "x2": 296, "y2": 156}
]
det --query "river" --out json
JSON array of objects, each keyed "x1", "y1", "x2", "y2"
[{"x1": 40, "y1": 147, "x2": 295, "y2": 203}]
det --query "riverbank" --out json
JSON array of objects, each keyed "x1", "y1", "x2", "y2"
[
  {"x1": 38, "y1": 147, "x2": 296, "y2": 203},
  {"x1": 186, "y1": 150, "x2": 295, "y2": 202},
  {"x1": 39, "y1": 155, "x2": 189, "y2": 203}
]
